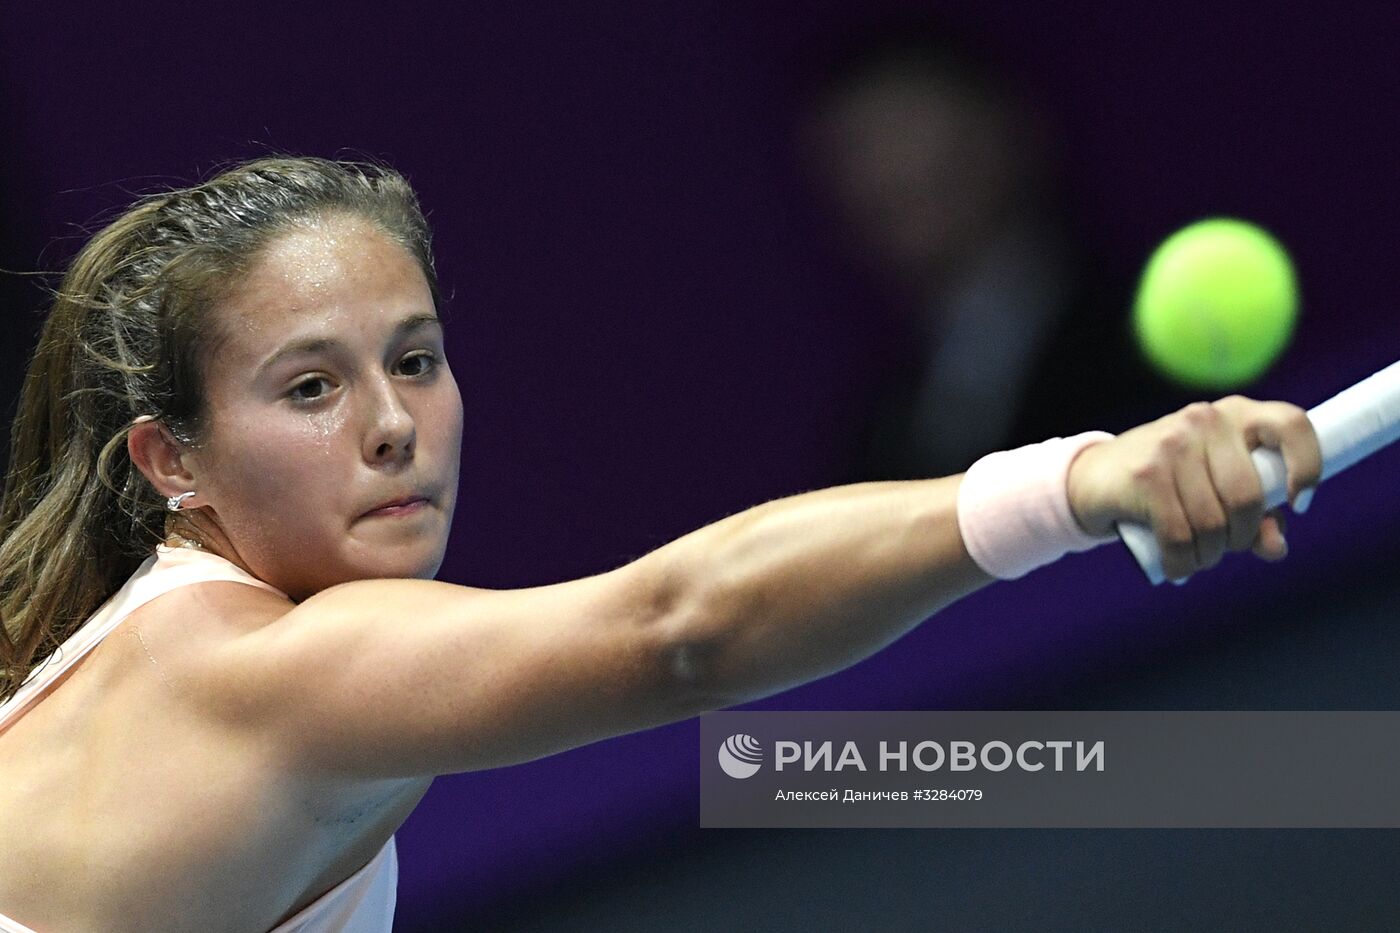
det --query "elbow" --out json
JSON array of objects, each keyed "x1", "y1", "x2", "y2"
[
  {"x1": 654, "y1": 574, "x2": 740, "y2": 713},
  {"x1": 667, "y1": 636, "x2": 722, "y2": 695},
  {"x1": 629, "y1": 534, "x2": 742, "y2": 713},
  {"x1": 662, "y1": 635, "x2": 735, "y2": 714}
]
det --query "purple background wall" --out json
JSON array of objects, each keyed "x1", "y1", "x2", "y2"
[{"x1": 2, "y1": 2, "x2": 1398, "y2": 928}]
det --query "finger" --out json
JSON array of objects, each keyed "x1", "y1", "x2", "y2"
[
  {"x1": 1141, "y1": 465, "x2": 1198, "y2": 582},
  {"x1": 1237, "y1": 400, "x2": 1323, "y2": 507},
  {"x1": 1172, "y1": 444, "x2": 1229, "y2": 571},
  {"x1": 1250, "y1": 509, "x2": 1289, "y2": 562},
  {"x1": 1200, "y1": 405, "x2": 1266, "y2": 551}
]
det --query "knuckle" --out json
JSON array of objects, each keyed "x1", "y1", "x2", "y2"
[
  {"x1": 1280, "y1": 404, "x2": 1310, "y2": 431},
  {"x1": 1157, "y1": 430, "x2": 1190, "y2": 456},
  {"x1": 1131, "y1": 460, "x2": 1165, "y2": 485},
  {"x1": 1198, "y1": 514, "x2": 1227, "y2": 538},
  {"x1": 1221, "y1": 481, "x2": 1264, "y2": 513},
  {"x1": 1215, "y1": 394, "x2": 1255, "y2": 411},
  {"x1": 1162, "y1": 521, "x2": 1194, "y2": 550},
  {"x1": 1183, "y1": 401, "x2": 1218, "y2": 426}
]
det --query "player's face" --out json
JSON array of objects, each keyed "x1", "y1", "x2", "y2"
[{"x1": 188, "y1": 213, "x2": 462, "y2": 601}]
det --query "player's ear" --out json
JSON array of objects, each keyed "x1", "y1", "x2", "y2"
[{"x1": 127, "y1": 416, "x2": 197, "y2": 501}]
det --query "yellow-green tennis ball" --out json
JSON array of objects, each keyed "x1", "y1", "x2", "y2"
[{"x1": 1133, "y1": 218, "x2": 1298, "y2": 390}]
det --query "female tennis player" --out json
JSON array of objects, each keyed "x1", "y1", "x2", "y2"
[{"x1": 0, "y1": 157, "x2": 1320, "y2": 932}]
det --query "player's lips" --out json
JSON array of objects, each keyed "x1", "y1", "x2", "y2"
[{"x1": 360, "y1": 492, "x2": 432, "y2": 518}]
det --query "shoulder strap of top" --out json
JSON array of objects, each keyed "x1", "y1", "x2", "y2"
[{"x1": 0, "y1": 545, "x2": 288, "y2": 730}]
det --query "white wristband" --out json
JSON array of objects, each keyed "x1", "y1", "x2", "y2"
[{"x1": 956, "y1": 431, "x2": 1117, "y2": 580}]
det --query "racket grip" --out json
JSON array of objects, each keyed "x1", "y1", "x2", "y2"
[{"x1": 1118, "y1": 445, "x2": 1291, "y2": 585}]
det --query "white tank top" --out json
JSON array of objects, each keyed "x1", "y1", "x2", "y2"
[{"x1": 0, "y1": 544, "x2": 398, "y2": 933}]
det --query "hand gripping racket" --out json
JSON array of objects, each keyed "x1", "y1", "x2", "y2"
[{"x1": 1119, "y1": 359, "x2": 1400, "y2": 584}]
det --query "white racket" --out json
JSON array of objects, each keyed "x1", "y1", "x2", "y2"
[{"x1": 1119, "y1": 358, "x2": 1400, "y2": 584}]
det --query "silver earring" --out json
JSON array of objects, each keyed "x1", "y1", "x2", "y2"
[{"x1": 166, "y1": 491, "x2": 196, "y2": 512}]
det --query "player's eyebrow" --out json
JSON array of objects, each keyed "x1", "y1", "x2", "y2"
[{"x1": 256, "y1": 313, "x2": 443, "y2": 377}]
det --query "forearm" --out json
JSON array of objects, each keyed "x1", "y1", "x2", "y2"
[{"x1": 643, "y1": 476, "x2": 993, "y2": 706}]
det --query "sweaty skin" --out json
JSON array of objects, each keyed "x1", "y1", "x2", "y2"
[
  {"x1": 0, "y1": 213, "x2": 1321, "y2": 932},
  {"x1": 0, "y1": 215, "x2": 463, "y2": 931},
  {"x1": 128, "y1": 213, "x2": 465, "y2": 603}
]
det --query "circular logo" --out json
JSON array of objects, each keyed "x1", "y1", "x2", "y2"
[{"x1": 718, "y1": 733, "x2": 763, "y2": 779}]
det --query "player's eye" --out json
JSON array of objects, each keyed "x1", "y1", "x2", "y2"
[
  {"x1": 289, "y1": 376, "x2": 332, "y2": 404},
  {"x1": 287, "y1": 353, "x2": 438, "y2": 406},
  {"x1": 398, "y1": 351, "x2": 438, "y2": 377}
]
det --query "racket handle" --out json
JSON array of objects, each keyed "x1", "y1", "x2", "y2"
[{"x1": 1118, "y1": 445, "x2": 1290, "y2": 585}]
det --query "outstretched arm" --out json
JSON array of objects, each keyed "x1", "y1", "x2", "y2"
[
  {"x1": 641, "y1": 396, "x2": 1320, "y2": 708},
  {"x1": 196, "y1": 395, "x2": 1319, "y2": 780}
]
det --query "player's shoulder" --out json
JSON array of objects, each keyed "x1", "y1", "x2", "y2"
[{"x1": 122, "y1": 577, "x2": 297, "y2": 680}]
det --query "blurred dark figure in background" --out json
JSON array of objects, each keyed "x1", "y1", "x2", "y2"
[{"x1": 800, "y1": 21, "x2": 1186, "y2": 481}]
